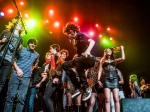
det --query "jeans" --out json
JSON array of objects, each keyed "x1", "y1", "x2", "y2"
[
  {"x1": 24, "y1": 87, "x2": 38, "y2": 112},
  {"x1": 0, "y1": 57, "x2": 12, "y2": 93},
  {"x1": 44, "y1": 80, "x2": 58, "y2": 112},
  {"x1": 62, "y1": 56, "x2": 95, "y2": 90},
  {"x1": 4, "y1": 76, "x2": 30, "y2": 112}
]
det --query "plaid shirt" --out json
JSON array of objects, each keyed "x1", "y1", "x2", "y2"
[{"x1": 12, "y1": 47, "x2": 39, "y2": 78}]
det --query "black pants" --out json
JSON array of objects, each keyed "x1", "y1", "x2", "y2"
[
  {"x1": 44, "y1": 79, "x2": 61, "y2": 112},
  {"x1": 0, "y1": 57, "x2": 12, "y2": 93},
  {"x1": 62, "y1": 56, "x2": 96, "y2": 90}
]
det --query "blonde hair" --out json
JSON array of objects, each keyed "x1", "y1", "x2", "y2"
[{"x1": 5, "y1": 18, "x2": 26, "y2": 36}]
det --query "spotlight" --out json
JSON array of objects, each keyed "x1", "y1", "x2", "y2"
[
  {"x1": 8, "y1": 9, "x2": 13, "y2": 14},
  {"x1": 0, "y1": 12, "x2": 4, "y2": 16},
  {"x1": 74, "y1": 17, "x2": 78, "y2": 22},
  {"x1": 20, "y1": 1, "x2": 24, "y2": 6},
  {"x1": 49, "y1": 31, "x2": 53, "y2": 34},
  {"x1": 24, "y1": 13, "x2": 29, "y2": 18},
  {"x1": 49, "y1": 10, "x2": 54, "y2": 15},
  {"x1": 95, "y1": 24, "x2": 99, "y2": 27},
  {"x1": 99, "y1": 35, "x2": 102, "y2": 38},
  {"x1": 45, "y1": 20, "x2": 49, "y2": 23},
  {"x1": 103, "y1": 39, "x2": 107, "y2": 43},
  {"x1": 54, "y1": 21, "x2": 60, "y2": 28},
  {"x1": 107, "y1": 28, "x2": 110, "y2": 31},
  {"x1": 27, "y1": 19, "x2": 37, "y2": 29},
  {"x1": 110, "y1": 37, "x2": 113, "y2": 40},
  {"x1": 89, "y1": 31, "x2": 94, "y2": 36}
]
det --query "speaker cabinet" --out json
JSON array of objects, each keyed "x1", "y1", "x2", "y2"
[{"x1": 121, "y1": 98, "x2": 150, "y2": 112}]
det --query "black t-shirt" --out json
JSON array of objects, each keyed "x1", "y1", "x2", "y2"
[
  {"x1": 74, "y1": 32, "x2": 90, "y2": 56},
  {"x1": 30, "y1": 67, "x2": 43, "y2": 86}
]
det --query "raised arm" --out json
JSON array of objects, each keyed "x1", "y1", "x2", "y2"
[
  {"x1": 115, "y1": 46, "x2": 125, "y2": 63},
  {"x1": 84, "y1": 39, "x2": 95, "y2": 55}
]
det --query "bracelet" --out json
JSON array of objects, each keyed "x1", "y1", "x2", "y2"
[{"x1": 98, "y1": 80, "x2": 101, "y2": 82}]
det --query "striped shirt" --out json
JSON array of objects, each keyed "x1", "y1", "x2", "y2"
[{"x1": 12, "y1": 47, "x2": 39, "y2": 78}]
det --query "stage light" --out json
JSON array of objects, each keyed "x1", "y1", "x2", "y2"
[
  {"x1": 0, "y1": 12, "x2": 4, "y2": 16},
  {"x1": 107, "y1": 28, "x2": 110, "y2": 31},
  {"x1": 54, "y1": 21, "x2": 60, "y2": 28},
  {"x1": 89, "y1": 31, "x2": 94, "y2": 36},
  {"x1": 24, "y1": 13, "x2": 29, "y2": 18},
  {"x1": 8, "y1": 9, "x2": 13, "y2": 14},
  {"x1": 26, "y1": 19, "x2": 37, "y2": 29},
  {"x1": 45, "y1": 20, "x2": 49, "y2": 23},
  {"x1": 74, "y1": 17, "x2": 78, "y2": 22},
  {"x1": 95, "y1": 24, "x2": 99, "y2": 27},
  {"x1": 20, "y1": 1, "x2": 24, "y2": 6},
  {"x1": 49, "y1": 31, "x2": 53, "y2": 34},
  {"x1": 49, "y1": 10, "x2": 54, "y2": 15},
  {"x1": 110, "y1": 37, "x2": 113, "y2": 40},
  {"x1": 103, "y1": 39, "x2": 108, "y2": 43},
  {"x1": 99, "y1": 35, "x2": 102, "y2": 38}
]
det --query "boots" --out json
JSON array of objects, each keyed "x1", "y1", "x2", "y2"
[{"x1": 66, "y1": 106, "x2": 71, "y2": 112}]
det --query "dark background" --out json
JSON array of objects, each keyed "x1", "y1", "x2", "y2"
[{"x1": 0, "y1": 0, "x2": 150, "y2": 96}]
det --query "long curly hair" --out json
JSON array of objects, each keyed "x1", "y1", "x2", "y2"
[
  {"x1": 130, "y1": 74, "x2": 139, "y2": 83},
  {"x1": 105, "y1": 48, "x2": 115, "y2": 60},
  {"x1": 63, "y1": 22, "x2": 80, "y2": 35},
  {"x1": 100, "y1": 48, "x2": 118, "y2": 66},
  {"x1": 129, "y1": 74, "x2": 139, "y2": 91},
  {"x1": 5, "y1": 18, "x2": 26, "y2": 36}
]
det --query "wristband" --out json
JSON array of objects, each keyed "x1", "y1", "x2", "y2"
[{"x1": 98, "y1": 80, "x2": 101, "y2": 82}]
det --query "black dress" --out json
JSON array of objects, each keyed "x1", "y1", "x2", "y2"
[{"x1": 102, "y1": 61, "x2": 119, "y2": 89}]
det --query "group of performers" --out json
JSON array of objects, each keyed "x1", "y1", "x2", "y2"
[{"x1": 0, "y1": 18, "x2": 149, "y2": 112}]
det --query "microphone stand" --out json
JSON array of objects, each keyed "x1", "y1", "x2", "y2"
[
  {"x1": 0, "y1": 0, "x2": 27, "y2": 67},
  {"x1": 13, "y1": 0, "x2": 27, "y2": 34}
]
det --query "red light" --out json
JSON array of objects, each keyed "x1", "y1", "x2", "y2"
[
  {"x1": 8, "y1": 9, "x2": 13, "y2": 14},
  {"x1": 89, "y1": 31, "x2": 94, "y2": 36},
  {"x1": 107, "y1": 28, "x2": 110, "y2": 31},
  {"x1": 74, "y1": 17, "x2": 78, "y2": 22},
  {"x1": 54, "y1": 21, "x2": 60, "y2": 27},
  {"x1": 95, "y1": 24, "x2": 99, "y2": 27},
  {"x1": 20, "y1": 2, "x2": 24, "y2": 5},
  {"x1": 49, "y1": 10, "x2": 54, "y2": 15}
]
